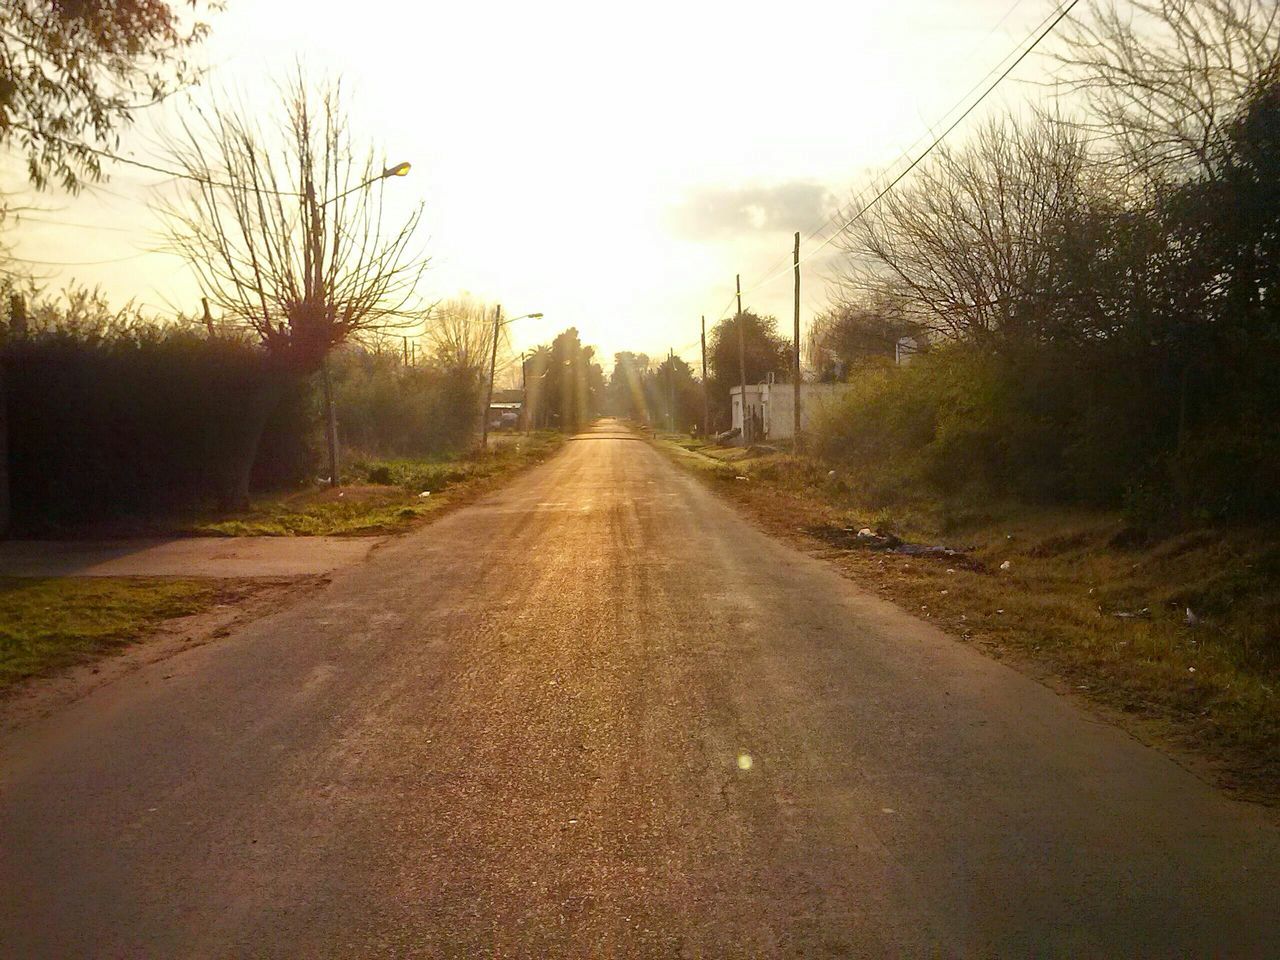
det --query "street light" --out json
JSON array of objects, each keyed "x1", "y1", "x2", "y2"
[
  {"x1": 313, "y1": 161, "x2": 412, "y2": 208},
  {"x1": 481, "y1": 306, "x2": 543, "y2": 452},
  {"x1": 308, "y1": 161, "x2": 412, "y2": 486}
]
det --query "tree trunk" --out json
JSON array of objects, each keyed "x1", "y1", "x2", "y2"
[
  {"x1": 0, "y1": 295, "x2": 23, "y2": 539},
  {"x1": 1172, "y1": 363, "x2": 1192, "y2": 526},
  {"x1": 320, "y1": 356, "x2": 340, "y2": 487},
  {"x1": 0, "y1": 353, "x2": 9, "y2": 539},
  {"x1": 219, "y1": 376, "x2": 288, "y2": 513}
]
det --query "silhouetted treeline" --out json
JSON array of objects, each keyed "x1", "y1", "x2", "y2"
[
  {"x1": 814, "y1": 1, "x2": 1280, "y2": 525},
  {"x1": 606, "y1": 351, "x2": 704, "y2": 432},
  {"x1": 523, "y1": 328, "x2": 605, "y2": 432},
  {"x1": 702, "y1": 312, "x2": 788, "y2": 432},
  {"x1": 329, "y1": 348, "x2": 480, "y2": 457},
  {"x1": 2, "y1": 321, "x2": 312, "y2": 531},
  {"x1": 604, "y1": 313, "x2": 787, "y2": 434},
  {"x1": 0, "y1": 293, "x2": 485, "y2": 531}
]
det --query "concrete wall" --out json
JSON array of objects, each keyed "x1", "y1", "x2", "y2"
[
  {"x1": 730, "y1": 383, "x2": 856, "y2": 442},
  {"x1": 730, "y1": 386, "x2": 767, "y2": 440},
  {"x1": 764, "y1": 383, "x2": 856, "y2": 440}
]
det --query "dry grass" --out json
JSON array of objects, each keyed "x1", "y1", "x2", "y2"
[
  {"x1": 0, "y1": 578, "x2": 219, "y2": 687},
  {"x1": 193, "y1": 433, "x2": 565, "y2": 537},
  {"x1": 660, "y1": 437, "x2": 1280, "y2": 805}
]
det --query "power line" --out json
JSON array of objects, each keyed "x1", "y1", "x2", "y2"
[
  {"x1": 767, "y1": 0, "x2": 1079, "y2": 299},
  {"x1": 808, "y1": 0, "x2": 1065, "y2": 253},
  {"x1": 724, "y1": 0, "x2": 1037, "y2": 301},
  {"x1": 10, "y1": 215, "x2": 145, "y2": 234},
  {"x1": 9, "y1": 123, "x2": 303, "y2": 197},
  {"x1": 4, "y1": 249, "x2": 174, "y2": 267},
  {"x1": 716, "y1": 0, "x2": 1080, "y2": 323}
]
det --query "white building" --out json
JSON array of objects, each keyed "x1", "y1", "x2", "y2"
[{"x1": 730, "y1": 382, "x2": 856, "y2": 443}]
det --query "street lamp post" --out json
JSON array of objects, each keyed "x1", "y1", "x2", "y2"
[
  {"x1": 306, "y1": 161, "x2": 411, "y2": 486},
  {"x1": 481, "y1": 306, "x2": 543, "y2": 453}
]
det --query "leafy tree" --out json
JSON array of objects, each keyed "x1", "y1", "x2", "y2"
[
  {"x1": 525, "y1": 328, "x2": 604, "y2": 432},
  {"x1": 705, "y1": 311, "x2": 787, "y2": 430},
  {"x1": 810, "y1": 0, "x2": 1280, "y2": 522},
  {"x1": 1, "y1": 0, "x2": 217, "y2": 191},
  {"x1": 650, "y1": 353, "x2": 701, "y2": 432},
  {"x1": 606, "y1": 351, "x2": 651, "y2": 421}
]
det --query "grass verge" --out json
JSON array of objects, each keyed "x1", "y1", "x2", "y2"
[
  {"x1": 657, "y1": 434, "x2": 1280, "y2": 806},
  {"x1": 0, "y1": 577, "x2": 219, "y2": 688},
  {"x1": 193, "y1": 432, "x2": 565, "y2": 537}
]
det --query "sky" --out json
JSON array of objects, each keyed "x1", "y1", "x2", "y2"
[{"x1": 3, "y1": 0, "x2": 1067, "y2": 371}]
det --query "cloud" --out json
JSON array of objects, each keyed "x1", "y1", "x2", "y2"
[{"x1": 668, "y1": 181, "x2": 837, "y2": 239}]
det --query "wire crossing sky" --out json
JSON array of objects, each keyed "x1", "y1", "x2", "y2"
[{"x1": 2, "y1": 0, "x2": 1074, "y2": 363}]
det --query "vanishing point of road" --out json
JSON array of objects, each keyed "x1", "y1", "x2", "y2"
[{"x1": 2, "y1": 421, "x2": 1277, "y2": 958}]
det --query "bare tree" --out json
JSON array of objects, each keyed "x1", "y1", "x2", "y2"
[
  {"x1": 833, "y1": 114, "x2": 1092, "y2": 343},
  {"x1": 160, "y1": 72, "x2": 428, "y2": 507},
  {"x1": 1053, "y1": 0, "x2": 1280, "y2": 184},
  {"x1": 806, "y1": 293, "x2": 916, "y2": 378},
  {"x1": 424, "y1": 295, "x2": 509, "y2": 381}
]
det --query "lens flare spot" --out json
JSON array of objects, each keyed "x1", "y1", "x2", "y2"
[{"x1": 737, "y1": 753, "x2": 753, "y2": 771}]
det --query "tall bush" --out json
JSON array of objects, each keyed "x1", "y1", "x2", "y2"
[
  {"x1": 329, "y1": 348, "x2": 481, "y2": 458},
  {"x1": 2, "y1": 324, "x2": 314, "y2": 530}
]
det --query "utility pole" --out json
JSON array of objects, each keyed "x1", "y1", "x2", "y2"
[
  {"x1": 403, "y1": 336, "x2": 409, "y2": 366},
  {"x1": 481, "y1": 303, "x2": 503, "y2": 453},
  {"x1": 305, "y1": 178, "x2": 340, "y2": 488},
  {"x1": 736, "y1": 273, "x2": 749, "y2": 443},
  {"x1": 670, "y1": 349, "x2": 676, "y2": 432},
  {"x1": 520, "y1": 351, "x2": 529, "y2": 434},
  {"x1": 700, "y1": 314, "x2": 709, "y2": 436},
  {"x1": 320, "y1": 357, "x2": 339, "y2": 485},
  {"x1": 793, "y1": 230, "x2": 802, "y2": 450}
]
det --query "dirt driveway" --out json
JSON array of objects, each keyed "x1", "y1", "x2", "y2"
[{"x1": 0, "y1": 536, "x2": 383, "y2": 578}]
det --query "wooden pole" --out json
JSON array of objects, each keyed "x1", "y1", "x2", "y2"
[
  {"x1": 667, "y1": 348, "x2": 676, "y2": 432},
  {"x1": 736, "y1": 274, "x2": 748, "y2": 443},
  {"x1": 700, "y1": 315, "x2": 709, "y2": 436},
  {"x1": 793, "y1": 230, "x2": 802, "y2": 449},
  {"x1": 521, "y1": 351, "x2": 529, "y2": 434},
  {"x1": 306, "y1": 180, "x2": 339, "y2": 488},
  {"x1": 481, "y1": 304, "x2": 502, "y2": 453},
  {"x1": 321, "y1": 355, "x2": 339, "y2": 487}
]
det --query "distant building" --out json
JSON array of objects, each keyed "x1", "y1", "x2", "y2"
[
  {"x1": 488, "y1": 389, "x2": 524, "y2": 430},
  {"x1": 729, "y1": 382, "x2": 856, "y2": 444},
  {"x1": 895, "y1": 335, "x2": 922, "y2": 365}
]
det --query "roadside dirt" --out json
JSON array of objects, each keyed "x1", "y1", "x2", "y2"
[
  {"x1": 0, "y1": 446, "x2": 565, "y2": 736},
  {"x1": 0, "y1": 576, "x2": 327, "y2": 739},
  {"x1": 0, "y1": 537, "x2": 382, "y2": 578},
  {"x1": 657, "y1": 440, "x2": 1280, "y2": 813}
]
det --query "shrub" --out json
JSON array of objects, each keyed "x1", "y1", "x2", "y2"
[
  {"x1": 330, "y1": 349, "x2": 480, "y2": 458},
  {"x1": 3, "y1": 323, "x2": 314, "y2": 530},
  {"x1": 811, "y1": 334, "x2": 1280, "y2": 525}
]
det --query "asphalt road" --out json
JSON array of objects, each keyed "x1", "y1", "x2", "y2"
[{"x1": 2, "y1": 422, "x2": 1277, "y2": 958}]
